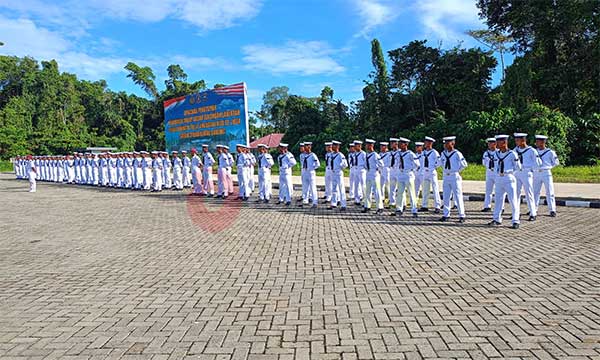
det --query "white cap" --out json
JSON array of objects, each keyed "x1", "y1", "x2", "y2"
[
  {"x1": 304, "y1": 142, "x2": 312, "y2": 146},
  {"x1": 424, "y1": 136, "x2": 436, "y2": 142},
  {"x1": 236, "y1": 144, "x2": 246, "y2": 148},
  {"x1": 486, "y1": 137, "x2": 497, "y2": 142},
  {"x1": 324, "y1": 142, "x2": 333, "y2": 146},
  {"x1": 299, "y1": 142, "x2": 305, "y2": 146},
  {"x1": 215, "y1": 145, "x2": 222, "y2": 148},
  {"x1": 202, "y1": 144, "x2": 209, "y2": 147},
  {"x1": 379, "y1": 142, "x2": 389, "y2": 146},
  {"x1": 399, "y1": 137, "x2": 410, "y2": 143},
  {"x1": 222, "y1": 146, "x2": 229, "y2": 150},
  {"x1": 181, "y1": 150, "x2": 187, "y2": 153},
  {"x1": 514, "y1": 132, "x2": 527, "y2": 138},
  {"x1": 414, "y1": 142, "x2": 424, "y2": 146},
  {"x1": 389, "y1": 137, "x2": 399, "y2": 142},
  {"x1": 535, "y1": 135, "x2": 548, "y2": 140},
  {"x1": 257, "y1": 143, "x2": 267, "y2": 148},
  {"x1": 443, "y1": 136, "x2": 456, "y2": 142},
  {"x1": 279, "y1": 143, "x2": 288, "y2": 147},
  {"x1": 354, "y1": 140, "x2": 363, "y2": 145},
  {"x1": 365, "y1": 139, "x2": 376, "y2": 144},
  {"x1": 495, "y1": 134, "x2": 509, "y2": 141},
  {"x1": 332, "y1": 140, "x2": 341, "y2": 145}
]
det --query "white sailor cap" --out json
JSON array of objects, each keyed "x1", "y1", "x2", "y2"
[
  {"x1": 299, "y1": 142, "x2": 305, "y2": 146},
  {"x1": 141, "y1": 151, "x2": 149, "y2": 154},
  {"x1": 443, "y1": 136, "x2": 456, "y2": 142},
  {"x1": 202, "y1": 144, "x2": 209, "y2": 147},
  {"x1": 236, "y1": 143, "x2": 246, "y2": 148},
  {"x1": 389, "y1": 138, "x2": 400, "y2": 142},
  {"x1": 414, "y1": 141, "x2": 424, "y2": 146},
  {"x1": 535, "y1": 135, "x2": 548, "y2": 141},
  {"x1": 279, "y1": 143, "x2": 288, "y2": 147},
  {"x1": 222, "y1": 145, "x2": 229, "y2": 150},
  {"x1": 257, "y1": 143, "x2": 267, "y2": 148},
  {"x1": 332, "y1": 140, "x2": 341, "y2": 145},
  {"x1": 171, "y1": 150, "x2": 178, "y2": 153},
  {"x1": 424, "y1": 136, "x2": 436, "y2": 142},
  {"x1": 486, "y1": 137, "x2": 497, "y2": 142},
  {"x1": 304, "y1": 142, "x2": 312, "y2": 146},
  {"x1": 365, "y1": 139, "x2": 376, "y2": 144},
  {"x1": 513, "y1": 132, "x2": 527, "y2": 138},
  {"x1": 181, "y1": 150, "x2": 187, "y2": 153},
  {"x1": 354, "y1": 140, "x2": 363, "y2": 145},
  {"x1": 324, "y1": 142, "x2": 333, "y2": 146},
  {"x1": 379, "y1": 142, "x2": 389, "y2": 146},
  {"x1": 495, "y1": 134, "x2": 509, "y2": 141},
  {"x1": 399, "y1": 137, "x2": 410, "y2": 143},
  {"x1": 151, "y1": 151, "x2": 158, "y2": 154},
  {"x1": 215, "y1": 144, "x2": 222, "y2": 148}
]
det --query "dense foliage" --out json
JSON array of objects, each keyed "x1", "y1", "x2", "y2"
[{"x1": 1, "y1": 1, "x2": 598, "y2": 164}]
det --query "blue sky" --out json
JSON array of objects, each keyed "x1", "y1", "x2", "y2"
[{"x1": 0, "y1": 0, "x2": 511, "y2": 112}]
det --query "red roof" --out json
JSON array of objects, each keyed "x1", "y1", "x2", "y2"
[{"x1": 249, "y1": 133, "x2": 285, "y2": 149}]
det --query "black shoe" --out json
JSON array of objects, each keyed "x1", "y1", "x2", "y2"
[
  {"x1": 285, "y1": 202, "x2": 291, "y2": 206},
  {"x1": 276, "y1": 200, "x2": 282, "y2": 205},
  {"x1": 327, "y1": 206, "x2": 334, "y2": 210},
  {"x1": 481, "y1": 208, "x2": 491, "y2": 212},
  {"x1": 439, "y1": 217, "x2": 448, "y2": 222},
  {"x1": 550, "y1": 211, "x2": 557, "y2": 217},
  {"x1": 337, "y1": 202, "x2": 341, "y2": 206},
  {"x1": 255, "y1": 199, "x2": 262, "y2": 203},
  {"x1": 311, "y1": 204, "x2": 317, "y2": 209},
  {"x1": 419, "y1": 207, "x2": 429, "y2": 212},
  {"x1": 298, "y1": 204, "x2": 304, "y2": 208},
  {"x1": 264, "y1": 199, "x2": 269, "y2": 203},
  {"x1": 512, "y1": 223, "x2": 520, "y2": 229},
  {"x1": 376, "y1": 209, "x2": 383, "y2": 215},
  {"x1": 320, "y1": 196, "x2": 327, "y2": 199},
  {"x1": 340, "y1": 207, "x2": 346, "y2": 211},
  {"x1": 458, "y1": 217, "x2": 465, "y2": 223},
  {"x1": 528, "y1": 215, "x2": 536, "y2": 221},
  {"x1": 434, "y1": 208, "x2": 440, "y2": 214},
  {"x1": 412, "y1": 213, "x2": 418, "y2": 218},
  {"x1": 526, "y1": 211, "x2": 530, "y2": 215},
  {"x1": 452, "y1": 205, "x2": 457, "y2": 210},
  {"x1": 361, "y1": 208, "x2": 370, "y2": 213},
  {"x1": 488, "y1": 220, "x2": 501, "y2": 226}
]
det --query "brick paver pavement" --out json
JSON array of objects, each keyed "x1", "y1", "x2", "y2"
[{"x1": 1, "y1": 173, "x2": 599, "y2": 360}]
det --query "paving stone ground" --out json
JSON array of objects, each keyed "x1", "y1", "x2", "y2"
[{"x1": 1, "y1": 173, "x2": 599, "y2": 360}]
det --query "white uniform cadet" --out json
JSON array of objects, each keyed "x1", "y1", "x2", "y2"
[
  {"x1": 352, "y1": 141, "x2": 367, "y2": 205},
  {"x1": 388, "y1": 138, "x2": 400, "y2": 207},
  {"x1": 202, "y1": 146, "x2": 215, "y2": 196},
  {"x1": 141, "y1": 152, "x2": 152, "y2": 190},
  {"x1": 414, "y1": 143, "x2": 425, "y2": 200},
  {"x1": 191, "y1": 150, "x2": 203, "y2": 195},
  {"x1": 482, "y1": 138, "x2": 498, "y2": 211},
  {"x1": 362, "y1": 139, "x2": 384, "y2": 213},
  {"x1": 256, "y1": 144, "x2": 274, "y2": 202},
  {"x1": 277, "y1": 144, "x2": 296, "y2": 205},
  {"x1": 533, "y1": 135, "x2": 559, "y2": 216},
  {"x1": 513, "y1": 133, "x2": 542, "y2": 220},
  {"x1": 151, "y1": 152, "x2": 163, "y2": 191},
  {"x1": 26, "y1": 156, "x2": 37, "y2": 192},
  {"x1": 420, "y1": 137, "x2": 441, "y2": 212},
  {"x1": 217, "y1": 146, "x2": 234, "y2": 197},
  {"x1": 300, "y1": 142, "x2": 320, "y2": 207},
  {"x1": 323, "y1": 143, "x2": 333, "y2": 202},
  {"x1": 329, "y1": 141, "x2": 348, "y2": 210},
  {"x1": 172, "y1": 151, "x2": 183, "y2": 190},
  {"x1": 489, "y1": 135, "x2": 521, "y2": 229},
  {"x1": 394, "y1": 138, "x2": 420, "y2": 216},
  {"x1": 437, "y1": 136, "x2": 468, "y2": 222},
  {"x1": 182, "y1": 151, "x2": 192, "y2": 188},
  {"x1": 162, "y1": 153, "x2": 172, "y2": 189},
  {"x1": 247, "y1": 152, "x2": 256, "y2": 193},
  {"x1": 236, "y1": 146, "x2": 250, "y2": 200},
  {"x1": 379, "y1": 143, "x2": 392, "y2": 207}
]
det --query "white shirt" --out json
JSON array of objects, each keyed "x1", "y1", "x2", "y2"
[
  {"x1": 301, "y1": 152, "x2": 320, "y2": 171},
  {"x1": 203, "y1": 152, "x2": 215, "y2": 167},
  {"x1": 278, "y1": 152, "x2": 297, "y2": 171},
  {"x1": 537, "y1": 148, "x2": 559, "y2": 170},
  {"x1": 397, "y1": 150, "x2": 419, "y2": 171},
  {"x1": 330, "y1": 152, "x2": 348, "y2": 172},
  {"x1": 482, "y1": 150, "x2": 496, "y2": 173},
  {"x1": 257, "y1": 153, "x2": 274, "y2": 169},
  {"x1": 437, "y1": 149, "x2": 468, "y2": 174},
  {"x1": 494, "y1": 149, "x2": 521, "y2": 174},
  {"x1": 514, "y1": 146, "x2": 542, "y2": 170}
]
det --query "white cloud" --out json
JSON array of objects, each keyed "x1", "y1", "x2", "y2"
[
  {"x1": 242, "y1": 41, "x2": 345, "y2": 76},
  {"x1": 353, "y1": 0, "x2": 397, "y2": 37},
  {"x1": 417, "y1": 0, "x2": 483, "y2": 42},
  {"x1": 0, "y1": 16, "x2": 70, "y2": 59}
]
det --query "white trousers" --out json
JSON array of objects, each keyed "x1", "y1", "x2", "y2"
[
  {"x1": 396, "y1": 172, "x2": 417, "y2": 213},
  {"x1": 515, "y1": 170, "x2": 537, "y2": 217},
  {"x1": 203, "y1": 168, "x2": 214, "y2": 195},
  {"x1": 533, "y1": 170, "x2": 556, "y2": 213},
  {"x1": 330, "y1": 171, "x2": 346, "y2": 207},
  {"x1": 421, "y1": 171, "x2": 441, "y2": 209},
  {"x1": 380, "y1": 169, "x2": 391, "y2": 204},
  {"x1": 364, "y1": 174, "x2": 383, "y2": 209},
  {"x1": 258, "y1": 168, "x2": 272, "y2": 200},
  {"x1": 493, "y1": 174, "x2": 520, "y2": 224},
  {"x1": 182, "y1": 166, "x2": 191, "y2": 187},
  {"x1": 143, "y1": 169, "x2": 152, "y2": 190},
  {"x1": 389, "y1": 170, "x2": 399, "y2": 206},
  {"x1": 483, "y1": 171, "x2": 496, "y2": 208},
  {"x1": 192, "y1": 167, "x2": 202, "y2": 194},
  {"x1": 173, "y1": 166, "x2": 183, "y2": 189},
  {"x1": 324, "y1": 169, "x2": 333, "y2": 200},
  {"x1": 279, "y1": 171, "x2": 293, "y2": 202},
  {"x1": 153, "y1": 169, "x2": 163, "y2": 191},
  {"x1": 301, "y1": 170, "x2": 318, "y2": 205},
  {"x1": 348, "y1": 167, "x2": 356, "y2": 199},
  {"x1": 29, "y1": 171, "x2": 36, "y2": 192},
  {"x1": 442, "y1": 173, "x2": 465, "y2": 218},
  {"x1": 353, "y1": 169, "x2": 366, "y2": 203}
]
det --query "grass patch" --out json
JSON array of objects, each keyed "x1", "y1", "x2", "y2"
[
  {"x1": 0, "y1": 160, "x2": 13, "y2": 173},
  {"x1": 459, "y1": 164, "x2": 600, "y2": 183}
]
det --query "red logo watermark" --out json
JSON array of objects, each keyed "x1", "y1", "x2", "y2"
[{"x1": 186, "y1": 188, "x2": 242, "y2": 233}]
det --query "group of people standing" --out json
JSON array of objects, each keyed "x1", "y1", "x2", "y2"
[{"x1": 12, "y1": 133, "x2": 559, "y2": 229}]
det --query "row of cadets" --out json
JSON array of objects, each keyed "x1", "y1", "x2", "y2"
[
  {"x1": 216, "y1": 145, "x2": 234, "y2": 198},
  {"x1": 256, "y1": 144, "x2": 275, "y2": 202},
  {"x1": 299, "y1": 142, "x2": 320, "y2": 208},
  {"x1": 277, "y1": 143, "x2": 297, "y2": 205}
]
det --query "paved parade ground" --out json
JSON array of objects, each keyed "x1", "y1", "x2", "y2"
[{"x1": 1, "y1": 173, "x2": 599, "y2": 360}]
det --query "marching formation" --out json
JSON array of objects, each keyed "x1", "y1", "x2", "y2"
[{"x1": 12, "y1": 133, "x2": 559, "y2": 229}]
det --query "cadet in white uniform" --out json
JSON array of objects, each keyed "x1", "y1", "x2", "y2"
[
  {"x1": 247, "y1": 151, "x2": 257, "y2": 194},
  {"x1": 108, "y1": 153, "x2": 118, "y2": 187},
  {"x1": 378, "y1": 142, "x2": 391, "y2": 208},
  {"x1": 216, "y1": 146, "x2": 230, "y2": 197},
  {"x1": 420, "y1": 137, "x2": 441, "y2": 213},
  {"x1": 362, "y1": 139, "x2": 384, "y2": 214},
  {"x1": 172, "y1": 151, "x2": 183, "y2": 190},
  {"x1": 26, "y1": 155, "x2": 37, "y2": 192},
  {"x1": 181, "y1": 150, "x2": 192, "y2": 188},
  {"x1": 190, "y1": 148, "x2": 203, "y2": 195},
  {"x1": 388, "y1": 138, "x2": 400, "y2": 208},
  {"x1": 151, "y1": 151, "x2": 162, "y2": 191},
  {"x1": 277, "y1": 143, "x2": 296, "y2": 205},
  {"x1": 352, "y1": 141, "x2": 366, "y2": 206},
  {"x1": 393, "y1": 138, "x2": 419, "y2": 217},
  {"x1": 437, "y1": 136, "x2": 468, "y2": 222},
  {"x1": 134, "y1": 152, "x2": 144, "y2": 190},
  {"x1": 256, "y1": 144, "x2": 274, "y2": 202},
  {"x1": 533, "y1": 135, "x2": 559, "y2": 217},
  {"x1": 488, "y1": 135, "x2": 521, "y2": 229},
  {"x1": 514, "y1": 133, "x2": 541, "y2": 221},
  {"x1": 299, "y1": 142, "x2": 320, "y2": 208},
  {"x1": 482, "y1": 138, "x2": 497, "y2": 212},
  {"x1": 347, "y1": 143, "x2": 356, "y2": 201},
  {"x1": 161, "y1": 152, "x2": 172, "y2": 189},
  {"x1": 202, "y1": 145, "x2": 215, "y2": 196},
  {"x1": 66, "y1": 154, "x2": 75, "y2": 184},
  {"x1": 414, "y1": 142, "x2": 425, "y2": 201},
  {"x1": 141, "y1": 151, "x2": 152, "y2": 190},
  {"x1": 298, "y1": 143, "x2": 307, "y2": 203},
  {"x1": 329, "y1": 140, "x2": 348, "y2": 211},
  {"x1": 323, "y1": 142, "x2": 333, "y2": 203},
  {"x1": 235, "y1": 145, "x2": 249, "y2": 200}
]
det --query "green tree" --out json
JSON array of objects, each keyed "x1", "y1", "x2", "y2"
[{"x1": 124, "y1": 62, "x2": 158, "y2": 99}]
